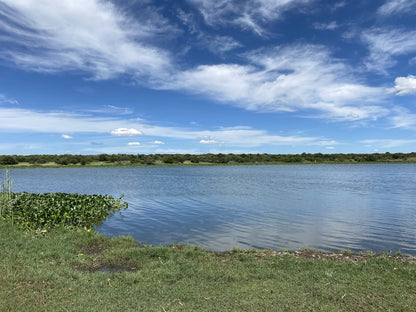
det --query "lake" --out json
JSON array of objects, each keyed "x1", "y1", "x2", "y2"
[{"x1": 4, "y1": 164, "x2": 416, "y2": 254}]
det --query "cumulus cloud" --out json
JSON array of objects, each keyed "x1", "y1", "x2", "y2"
[
  {"x1": 127, "y1": 142, "x2": 141, "y2": 146},
  {"x1": 378, "y1": 0, "x2": 416, "y2": 15},
  {"x1": 149, "y1": 140, "x2": 165, "y2": 145},
  {"x1": 386, "y1": 75, "x2": 416, "y2": 95},
  {"x1": 61, "y1": 134, "x2": 73, "y2": 139},
  {"x1": 111, "y1": 128, "x2": 143, "y2": 136}
]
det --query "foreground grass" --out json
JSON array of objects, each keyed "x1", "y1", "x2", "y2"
[{"x1": 1, "y1": 224, "x2": 415, "y2": 311}]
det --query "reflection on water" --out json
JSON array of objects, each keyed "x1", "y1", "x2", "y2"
[{"x1": 5, "y1": 164, "x2": 416, "y2": 254}]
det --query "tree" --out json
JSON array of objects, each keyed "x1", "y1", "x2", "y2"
[{"x1": 0, "y1": 156, "x2": 18, "y2": 165}]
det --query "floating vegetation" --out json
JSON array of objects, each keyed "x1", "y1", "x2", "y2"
[{"x1": 0, "y1": 170, "x2": 127, "y2": 231}]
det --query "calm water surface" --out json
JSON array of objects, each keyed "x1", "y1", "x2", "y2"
[{"x1": 6, "y1": 164, "x2": 416, "y2": 254}]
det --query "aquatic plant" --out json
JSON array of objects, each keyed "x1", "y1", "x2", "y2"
[
  {"x1": 9, "y1": 192, "x2": 128, "y2": 230},
  {"x1": 0, "y1": 169, "x2": 127, "y2": 230}
]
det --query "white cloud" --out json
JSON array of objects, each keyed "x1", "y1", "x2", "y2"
[
  {"x1": 330, "y1": 1, "x2": 346, "y2": 11},
  {"x1": 111, "y1": 128, "x2": 143, "y2": 136},
  {"x1": 389, "y1": 107, "x2": 416, "y2": 129},
  {"x1": 378, "y1": 0, "x2": 416, "y2": 15},
  {"x1": 386, "y1": 75, "x2": 416, "y2": 95},
  {"x1": 61, "y1": 134, "x2": 73, "y2": 139},
  {"x1": 361, "y1": 139, "x2": 416, "y2": 148},
  {"x1": 200, "y1": 139, "x2": 222, "y2": 144},
  {"x1": 0, "y1": 94, "x2": 19, "y2": 105},
  {"x1": 0, "y1": 0, "x2": 172, "y2": 80},
  {"x1": 164, "y1": 44, "x2": 386, "y2": 121},
  {"x1": 0, "y1": 2, "x2": 388, "y2": 123},
  {"x1": 149, "y1": 140, "x2": 165, "y2": 145},
  {"x1": 200, "y1": 35, "x2": 242, "y2": 54},
  {"x1": 325, "y1": 146, "x2": 335, "y2": 150},
  {"x1": 127, "y1": 142, "x2": 141, "y2": 146},
  {"x1": 0, "y1": 107, "x2": 337, "y2": 148},
  {"x1": 187, "y1": 0, "x2": 313, "y2": 36},
  {"x1": 155, "y1": 148, "x2": 201, "y2": 154},
  {"x1": 362, "y1": 27, "x2": 416, "y2": 72},
  {"x1": 313, "y1": 21, "x2": 338, "y2": 31}
]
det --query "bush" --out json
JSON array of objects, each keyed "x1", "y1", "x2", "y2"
[{"x1": 0, "y1": 156, "x2": 18, "y2": 165}]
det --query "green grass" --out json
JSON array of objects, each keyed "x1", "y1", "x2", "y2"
[{"x1": 1, "y1": 223, "x2": 415, "y2": 311}]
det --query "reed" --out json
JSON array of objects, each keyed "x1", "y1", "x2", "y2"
[{"x1": 0, "y1": 169, "x2": 14, "y2": 223}]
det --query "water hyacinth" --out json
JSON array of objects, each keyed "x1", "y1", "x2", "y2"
[
  {"x1": 1, "y1": 170, "x2": 127, "y2": 230},
  {"x1": 9, "y1": 192, "x2": 128, "y2": 230}
]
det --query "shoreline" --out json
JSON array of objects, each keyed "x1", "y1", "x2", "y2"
[{"x1": 2, "y1": 160, "x2": 416, "y2": 170}]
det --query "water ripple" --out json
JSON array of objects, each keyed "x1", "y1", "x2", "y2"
[{"x1": 6, "y1": 164, "x2": 416, "y2": 254}]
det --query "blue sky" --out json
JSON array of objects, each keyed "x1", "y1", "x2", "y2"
[{"x1": 0, "y1": 0, "x2": 416, "y2": 155}]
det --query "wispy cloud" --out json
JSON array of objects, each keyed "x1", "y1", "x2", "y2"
[
  {"x1": 386, "y1": 75, "x2": 416, "y2": 95},
  {"x1": 361, "y1": 27, "x2": 416, "y2": 72},
  {"x1": 390, "y1": 107, "x2": 416, "y2": 129},
  {"x1": 164, "y1": 44, "x2": 386, "y2": 121},
  {"x1": 0, "y1": 1, "x2": 391, "y2": 125},
  {"x1": 0, "y1": 106, "x2": 336, "y2": 148},
  {"x1": 378, "y1": 0, "x2": 416, "y2": 16},
  {"x1": 176, "y1": 8, "x2": 242, "y2": 55},
  {"x1": 61, "y1": 134, "x2": 73, "y2": 139},
  {"x1": 361, "y1": 139, "x2": 416, "y2": 148},
  {"x1": 111, "y1": 128, "x2": 143, "y2": 136},
  {"x1": 187, "y1": 0, "x2": 314, "y2": 36},
  {"x1": 0, "y1": 94, "x2": 19, "y2": 105},
  {"x1": 0, "y1": 0, "x2": 173, "y2": 80},
  {"x1": 200, "y1": 139, "x2": 222, "y2": 144},
  {"x1": 313, "y1": 21, "x2": 338, "y2": 31}
]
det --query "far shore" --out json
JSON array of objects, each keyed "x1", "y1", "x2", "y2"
[{"x1": 2, "y1": 159, "x2": 416, "y2": 170}]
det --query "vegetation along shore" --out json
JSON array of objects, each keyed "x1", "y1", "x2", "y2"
[
  {"x1": 1, "y1": 152, "x2": 416, "y2": 168},
  {"x1": 1, "y1": 170, "x2": 416, "y2": 311}
]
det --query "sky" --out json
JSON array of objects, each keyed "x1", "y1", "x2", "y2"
[{"x1": 0, "y1": 0, "x2": 416, "y2": 155}]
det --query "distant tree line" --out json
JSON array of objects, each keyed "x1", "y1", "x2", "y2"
[{"x1": 1, "y1": 152, "x2": 416, "y2": 166}]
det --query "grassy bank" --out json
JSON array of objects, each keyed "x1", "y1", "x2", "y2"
[{"x1": 1, "y1": 223, "x2": 416, "y2": 311}]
